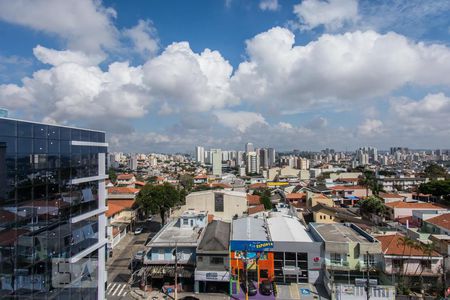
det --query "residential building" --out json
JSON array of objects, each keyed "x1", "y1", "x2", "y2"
[
  {"x1": 376, "y1": 176, "x2": 428, "y2": 192},
  {"x1": 194, "y1": 220, "x2": 231, "y2": 293},
  {"x1": 268, "y1": 148, "x2": 276, "y2": 167},
  {"x1": 309, "y1": 223, "x2": 394, "y2": 300},
  {"x1": 267, "y1": 213, "x2": 322, "y2": 284},
  {"x1": 211, "y1": 149, "x2": 222, "y2": 177},
  {"x1": 195, "y1": 146, "x2": 205, "y2": 164},
  {"x1": 143, "y1": 211, "x2": 208, "y2": 292},
  {"x1": 178, "y1": 190, "x2": 248, "y2": 221},
  {"x1": 259, "y1": 148, "x2": 269, "y2": 169},
  {"x1": 0, "y1": 117, "x2": 108, "y2": 299},
  {"x1": 422, "y1": 213, "x2": 450, "y2": 235},
  {"x1": 128, "y1": 155, "x2": 138, "y2": 171},
  {"x1": 245, "y1": 142, "x2": 254, "y2": 153},
  {"x1": 311, "y1": 202, "x2": 369, "y2": 225},
  {"x1": 246, "y1": 151, "x2": 259, "y2": 174},
  {"x1": 376, "y1": 234, "x2": 443, "y2": 291},
  {"x1": 116, "y1": 173, "x2": 136, "y2": 187},
  {"x1": 384, "y1": 201, "x2": 448, "y2": 220}
]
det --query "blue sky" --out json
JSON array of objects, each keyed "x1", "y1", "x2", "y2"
[{"x1": 1, "y1": 0, "x2": 450, "y2": 153}]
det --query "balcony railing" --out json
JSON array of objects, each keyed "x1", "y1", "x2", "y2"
[{"x1": 326, "y1": 259, "x2": 350, "y2": 270}]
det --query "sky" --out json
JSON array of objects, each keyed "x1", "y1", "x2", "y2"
[{"x1": 1, "y1": 0, "x2": 450, "y2": 153}]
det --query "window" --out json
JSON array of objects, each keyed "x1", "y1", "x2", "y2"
[
  {"x1": 330, "y1": 253, "x2": 344, "y2": 265},
  {"x1": 421, "y1": 260, "x2": 431, "y2": 272},
  {"x1": 183, "y1": 218, "x2": 189, "y2": 225},
  {"x1": 214, "y1": 193, "x2": 224, "y2": 212},
  {"x1": 211, "y1": 257, "x2": 224, "y2": 265},
  {"x1": 392, "y1": 259, "x2": 403, "y2": 271},
  {"x1": 363, "y1": 254, "x2": 376, "y2": 267},
  {"x1": 198, "y1": 256, "x2": 203, "y2": 262}
]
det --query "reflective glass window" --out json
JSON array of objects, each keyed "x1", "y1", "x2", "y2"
[
  {"x1": 18, "y1": 122, "x2": 32, "y2": 137},
  {"x1": 33, "y1": 124, "x2": 47, "y2": 138},
  {"x1": 0, "y1": 119, "x2": 17, "y2": 136}
]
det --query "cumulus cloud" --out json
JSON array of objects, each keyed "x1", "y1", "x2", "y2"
[
  {"x1": 357, "y1": 119, "x2": 384, "y2": 136},
  {"x1": 123, "y1": 19, "x2": 159, "y2": 57},
  {"x1": 143, "y1": 42, "x2": 237, "y2": 112},
  {"x1": 390, "y1": 93, "x2": 450, "y2": 134},
  {"x1": 0, "y1": 0, "x2": 117, "y2": 54},
  {"x1": 231, "y1": 27, "x2": 450, "y2": 112},
  {"x1": 214, "y1": 110, "x2": 267, "y2": 132},
  {"x1": 33, "y1": 45, "x2": 104, "y2": 66},
  {"x1": 293, "y1": 0, "x2": 358, "y2": 31},
  {"x1": 259, "y1": 0, "x2": 279, "y2": 11}
]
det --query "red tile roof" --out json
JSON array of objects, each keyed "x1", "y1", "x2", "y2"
[
  {"x1": 379, "y1": 192, "x2": 404, "y2": 198},
  {"x1": 331, "y1": 185, "x2": 367, "y2": 190},
  {"x1": 385, "y1": 201, "x2": 447, "y2": 209},
  {"x1": 248, "y1": 204, "x2": 265, "y2": 215},
  {"x1": 108, "y1": 187, "x2": 140, "y2": 195},
  {"x1": 135, "y1": 181, "x2": 145, "y2": 186},
  {"x1": 247, "y1": 194, "x2": 261, "y2": 206},
  {"x1": 194, "y1": 174, "x2": 208, "y2": 179},
  {"x1": 117, "y1": 173, "x2": 135, "y2": 180},
  {"x1": 211, "y1": 183, "x2": 232, "y2": 189},
  {"x1": 248, "y1": 183, "x2": 267, "y2": 189},
  {"x1": 286, "y1": 192, "x2": 306, "y2": 200},
  {"x1": 426, "y1": 213, "x2": 450, "y2": 231},
  {"x1": 376, "y1": 234, "x2": 441, "y2": 257},
  {"x1": 106, "y1": 200, "x2": 136, "y2": 217}
]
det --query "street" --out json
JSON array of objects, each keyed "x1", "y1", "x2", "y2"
[{"x1": 106, "y1": 216, "x2": 162, "y2": 300}]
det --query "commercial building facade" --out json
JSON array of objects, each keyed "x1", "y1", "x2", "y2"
[{"x1": 0, "y1": 117, "x2": 108, "y2": 299}]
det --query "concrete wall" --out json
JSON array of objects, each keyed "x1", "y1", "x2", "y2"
[
  {"x1": 183, "y1": 191, "x2": 247, "y2": 221},
  {"x1": 383, "y1": 256, "x2": 442, "y2": 275}
]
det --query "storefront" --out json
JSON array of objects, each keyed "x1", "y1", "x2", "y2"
[{"x1": 194, "y1": 270, "x2": 230, "y2": 293}]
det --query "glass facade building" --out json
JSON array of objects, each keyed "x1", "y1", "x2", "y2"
[{"x1": 0, "y1": 117, "x2": 108, "y2": 299}]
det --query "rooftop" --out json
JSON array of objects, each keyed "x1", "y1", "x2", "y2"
[
  {"x1": 197, "y1": 220, "x2": 230, "y2": 252},
  {"x1": 385, "y1": 201, "x2": 447, "y2": 209},
  {"x1": 311, "y1": 223, "x2": 375, "y2": 243},
  {"x1": 148, "y1": 219, "x2": 203, "y2": 246},
  {"x1": 426, "y1": 213, "x2": 450, "y2": 231},
  {"x1": 377, "y1": 234, "x2": 441, "y2": 257},
  {"x1": 232, "y1": 217, "x2": 269, "y2": 241},
  {"x1": 267, "y1": 214, "x2": 313, "y2": 243}
]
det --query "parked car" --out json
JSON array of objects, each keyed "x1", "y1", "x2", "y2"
[
  {"x1": 241, "y1": 281, "x2": 257, "y2": 296},
  {"x1": 134, "y1": 250, "x2": 145, "y2": 261},
  {"x1": 134, "y1": 227, "x2": 143, "y2": 234},
  {"x1": 147, "y1": 216, "x2": 153, "y2": 221},
  {"x1": 180, "y1": 297, "x2": 200, "y2": 300},
  {"x1": 259, "y1": 279, "x2": 273, "y2": 296}
]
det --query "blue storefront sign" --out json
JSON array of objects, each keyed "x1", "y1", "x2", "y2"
[{"x1": 230, "y1": 240, "x2": 274, "y2": 251}]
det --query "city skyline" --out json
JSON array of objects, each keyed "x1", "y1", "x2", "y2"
[{"x1": 1, "y1": 0, "x2": 450, "y2": 153}]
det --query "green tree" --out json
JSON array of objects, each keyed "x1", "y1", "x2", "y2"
[
  {"x1": 424, "y1": 164, "x2": 448, "y2": 180},
  {"x1": 108, "y1": 168, "x2": 117, "y2": 183},
  {"x1": 147, "y1": 176, "x2": 158, "y2": 183},
  {"x1": 253, "y1": 188, "x2": 272, "y2": 210},
  {"x1": 419, "y1": 179, "x2": 450, "y2": 203},
  {"x1": 359, "y1": 170, "x2": 383, "y2": 195},
  {"x1": 397, "y1": 236, "x2": 416, "y2": 294},
  {"x1": 358, "y1": 196, "x2": 385, "y2": 215},
  {"x1": 136, "y1": 183, "x2": 180, "y2": 225},
  {"x1": 179, "y1": 174, "x2": 194, "y2": 191}
]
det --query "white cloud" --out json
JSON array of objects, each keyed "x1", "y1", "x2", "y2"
[
  {"x1": 231, "y1": 27, "x2": 450, "y2": 112},
  {"x1": 33, "y1": 45, "x2": 104, "y2": 66},
  {"x1": 390, "y1": 93, "x2": 450, "y2": 134},
  {"x1": 214, "y1": 110, "x2": 267, "y2": 132},
  {"x1": 143, "y1": 42, "x2": 237, "y2": 112},
  {"x1": 357, "y1": 119, "x2": 384, "y2": 136},
  {"x1": 293, "y1": 0, "x2": 358, "y2": 31},
  {"x1": 0, "y1": 0, "x2": 118, "y2": 54},
  {"x1": 259, "y1": 0, "x2": 279, "y2": 11},
  {"x1": 123, "y1": 19, "x2": 159, "y2": 57}
]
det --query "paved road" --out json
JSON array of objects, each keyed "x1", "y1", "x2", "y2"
[{"x1": 106, "y1": 216, "x2": 162, "y2": 300}]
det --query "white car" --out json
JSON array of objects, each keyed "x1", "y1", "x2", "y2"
[
  {"x1": 147, "y1": 216, "x2": 153, "y2": 221},
  {"x1": 134, "y1": 227, "x2": 143, "y2": 235}
]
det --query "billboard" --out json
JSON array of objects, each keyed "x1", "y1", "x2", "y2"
[{"x1": 230, "y1": 240, "x2": 274, "y2": 251}]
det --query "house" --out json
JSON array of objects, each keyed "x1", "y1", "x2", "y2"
[
  {"x1": 384, "y1": 201, "x2": 448, "y2": 220},
  {"x1": 194, "y1": 220, "x2": 231, "y2": 294},
  {"x1": 330, "y1": 185, "x2": 371, "y2": 206},
  {"x1": 107, "y1": 187, "x2": 140, "y2": 200},
  {"x1": 311, "y1": 202, "x2": 369, "y2": 225},
  {"x1": 306, "y1": 192, "x2": 334, "y2": 208},
  {"x1": 193, "y1": 174, "x2": 208, "y2": 184},
  {"x1": 422, "y1": 213, "x2": 450, "y2": 235},
  {"x1": 177, "y1": 190, "x2": 248, "y2": 221},
  {"x1": 116, "y1": 173, "x2": 136, "y2": 187},
  {"x1": 376, "y1": 176, "x2": 428, "y2": 192},
  {"x1": 376, "y1": 234, "x2": 443, "y2": 292},
  {"x1": 267, "y1": 213, "x2": 322, "y2": 284},
  {"x1": 379, "y1": 192, "x2": 406, "y2": 203},
  {"x1": 143, "y1": 211, "x2": 208, "y2": 292},
  {"x1": 309, "y1": 223, "x2": 394, "y2": 300},
  {"x1": 106, "y1": 199, "x2": 138, "y2": 253},
  {"x1": 285, "y1": 192, "x2": 307, "y2": 208}
]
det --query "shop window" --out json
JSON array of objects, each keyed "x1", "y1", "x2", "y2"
[{"x1": 211, "y1": 257, "x2": 224, "y2": 265}]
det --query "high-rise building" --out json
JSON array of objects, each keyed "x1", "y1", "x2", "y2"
[
  {"x1": 0, "y1": 117, "x2": 108, "y2": 299},
  {"x1": 128, "y1": 155, "x2": 138, "y2": 170},
  {"x1": 236, "y1": 151, "x2": 245, "y2": 166},
  {"x1": 211, "y1": 149, "x2": 222, "y2": 176},
  {"x1": 246, "y1": 151, "x2": 259, "y2": 174},
  {"x1": 259, "y1": 148, "x2": 269, "y2": 169},
  {"x1": 268, "y1": 148, "x2": 276, "y2": 167},
  {"x1": 245, "y1": 142, "x2": 254, "y2": 153},
  {"x1": 195, "y1": 146, "x2": 205, "y2": 164}
]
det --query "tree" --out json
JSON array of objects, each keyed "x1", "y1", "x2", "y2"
[
  {"x1": 358, "y1": 196, "x2": 385, "y2": 215},
  {"x1": 397, "y1": 236, "x2": 416, "y2": 294},
  {"x1": 179, "y1": 174, "x2": 194, "y2": 191},
  {"x1": 358, "y1": 170, "x2": 383, "y2": 195},
  {"x1": 424, "y1": 164, "x2": 448, "y2": 180},
  {"x1": 108, "y1": 168, "x2": 117, "y2": 183},
  {"x1": 253, "y1": 188, "x2": 272, "y2": 210},
  {"x1": 419, "y1": 179, "x2": 450, "y2": 203},
  {"x1": 136, "y1": 183, "x2": 180, "y2": 225}
]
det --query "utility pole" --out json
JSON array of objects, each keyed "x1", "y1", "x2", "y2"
[
  {"x1": 366, "y1": 251, "x2": 370, "y2": 300},
  {"x1": 244, "y1": 248, "x2": 248, "y2": 300},
  {"x1": 174, "y1": 243, "x2": 178, "y2": 300}
]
